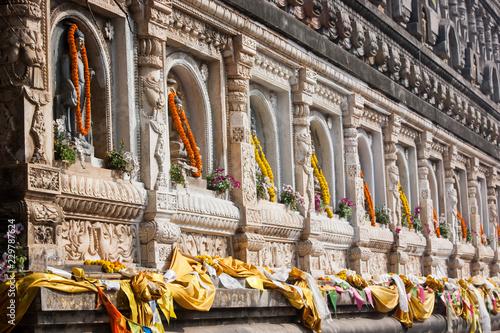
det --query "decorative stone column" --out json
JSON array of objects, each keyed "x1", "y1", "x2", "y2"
[
  {"x1": 383, "y1": 114, "x2": 401, "y2": 230},
  {"x1": 0, "y1": 0, "x2": 67, "y2": 270},
  {"x1": 342, "y1": 94, "x2": 371, "y2": 276},
  {"x1": 417, "y1": 131, "x2": 434, "y2": 238},
  {"x1": 223, "y1": 35, "x2": 264, "y2": 265},
  {"x1": 131, "y1": 1, "x2": 181, "y2": 269},
  {"x1": 291, "y1": 67, "x2": 324, "y2": 272},
  {"x1": 488, "y1": 169, "x2": 500, "y2": 276}
]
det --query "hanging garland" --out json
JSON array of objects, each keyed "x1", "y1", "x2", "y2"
[
  {"x1": 311, "y1": 153, "x2": 333, "y2": 218},
  {"x1": 360, "y1": 171, "x2": 375, "y2": 227},
  {"x1": 168, "y1": 92, "x2": 202, "y2": 178},
  {"x1": 457, "y1": 210, "x2": 467, "y2": 240},
  {"x1": 251, "y1": 133, "x2": 275, "y2": 202},
  {"x1": 433, "y1": 208, "x2": 441, "y2": 238},
  {"x1": 480, "y1": 223, "x2": 486, "y2": 245},
  {"x1": 67, "y1": 24, "x2": 91, "y2": 136},
  {"x1": 497, "y1": 223, "x2": 500, "y2": 243},
  {"x1": 399, "y1": 183, "x2": 413, "y2": 228}
]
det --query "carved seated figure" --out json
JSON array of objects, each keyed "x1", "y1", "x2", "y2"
[
  {"x1": 167, "y1": 75, "x2": 198, "y2": 175},
  {"x1": 55, "y1": 24, "x2": 95, "y2": 156}
]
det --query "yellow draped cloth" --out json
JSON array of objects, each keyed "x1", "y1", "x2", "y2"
[
  {"x1": 0, "y1": 273, "x2": 104, "y2": 333},
  {"x1": 120, "y1": 272, "x2": 176, "y2": 326},
  {"x1": 166, "y1": 247, "x2": 216, "y2": 311},
  {"x1": 368, "y1": 285, "x2": 400, "y2": 313},
  {"x1": 215, "y1": 257, "x2": 322, "y2": 332},
  {"x1": 393, "y1": 275, "x2": 435, "y2": 328}
]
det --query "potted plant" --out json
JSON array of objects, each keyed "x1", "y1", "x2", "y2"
[
  {"x1": 206, "y1": 169, "x2": 241, "y2": 195},
  {"x1": 336, "y1": 197, "x2": 355, "y2": 219},
  {"x1": 280, "y1": 184, "x2": 304, "y2": 211}
]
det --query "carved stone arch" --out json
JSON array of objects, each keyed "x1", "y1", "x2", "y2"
[
  {"x1": 396, "y1": 146, "x2": 412, "y2": 207},
  {"x1": 427, "y1": 160, "x2": 440, "y2": 215},
  {"x1": 50, "y1": 8, "x2": 113, "y2": 158},
  {"x1": 357, "y1": 130, "x2": 375, "y2": 203},
  {"x1": 249, "y1": 88, "x2": 281, "y2": 189},
  {"x1": 165, "y1": 52, "x2": 214, "y2": 174},
  {"x1": 490, "y1": 65, "x2": 500, "y2": 102},
  {"x1": 481, "y1": 62, "x2": 497, "y2": 96},
  {"x1": 310, "y1": 111, "x2": 335, "y2": 205},
  {"x1": 436, "y1": 20, "x2": 461, "y2": 69}
]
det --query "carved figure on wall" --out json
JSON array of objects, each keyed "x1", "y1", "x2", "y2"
[
  {"x1": 54, "y1": 24, "x2": 95, "y2": 154},
  {"x1": 447, "y1": 186, "x2": 458, "y2": 243},
  {"x1": 167, "y1": 74, "x2": 200, "y2": 177},
  {"x1": 489, "y1": 201, "x2": 498, "y2": 225},
  {"x1": 296, "y1": 131, "x2": 314, "y2": 214},
  {"x1": 388, "y1": 165, "x2": 400, "y2": 224}
]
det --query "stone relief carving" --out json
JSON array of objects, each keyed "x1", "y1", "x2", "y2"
[
  {"x1": 321, "y1": 249, "x2": 347, "y2": 275},
  {"x1": 139, "y1": 220, "x2": 181, "y2": 244},
  {"x1": 28, "y1": 166, "x2": 60, "y2": 193},
  {"x1": 178, "y1": 232, "x2": 229, "y2": 257},
  {"x1": 261, "y1": 242, "x2": 296, "y2": 268},
  {"x1": 59, "y1": 219, "x2": 137, "y2": 262},
  {"x1": 30, "y1": 224, "x2": 55, "y2": 245}
]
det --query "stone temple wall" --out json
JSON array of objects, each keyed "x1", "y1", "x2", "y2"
[{"x1": 1, "y1": 0, "x2": 500, "y2": 281}]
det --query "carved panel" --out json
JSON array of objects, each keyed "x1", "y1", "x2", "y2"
[
  {"x1": 320, "y1": 249, "x2": 347, "y2": 275},
  {"x1": 59, "y1": 219, "x2": 138, "y2": 263},
  {"x1": 261, "y1": 241, "x2": 296, "y2": 268},
  {"x1": 178, "y1": 232, "x2": 230, "y2": 257},
  {"x1": 369, "y1": 252, "x2": 388, "y2": 275},
  {"x1": 28, "y1": 165, "x2": 60, "y2": 194}
]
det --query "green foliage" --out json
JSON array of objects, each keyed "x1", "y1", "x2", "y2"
[
  {"x1": 105, "y1": 139, "x2": 137, "y2": 177},
  {"x1": 466, "y1": 227, "x2": 472, "y2": 243},
  {"x1": 53, "y1": 123, "x2": 77, "y2": 164},
  {"x1": 170, "y1": 164, "x2": 186, "y2": 187},
  {"x1": 439, "y1": 223, "x2": 450, "y2": 239},
  {"x1": 375, "y1": 206, "x2": 390, "y2": 225}
]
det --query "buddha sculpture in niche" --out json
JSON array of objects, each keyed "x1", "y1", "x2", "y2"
[
  {"x1": 54, "y1": 23, "x2": 95, "y2": 155},
  {"x1": 167, "y1": 74, "x2": 198, "y2": 174}
]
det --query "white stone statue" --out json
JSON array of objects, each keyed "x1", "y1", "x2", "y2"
[{"x1": 446, "y1": 187, "x2": 458, "y2": 243}]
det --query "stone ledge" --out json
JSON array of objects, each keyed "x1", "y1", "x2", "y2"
[{"x1": 15, "y1": 286, "x2": 500, "y2": 333}]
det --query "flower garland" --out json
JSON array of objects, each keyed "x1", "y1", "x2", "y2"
[
  {"x1": 168, "y1": 92, "x2": 202, "y2": 178},
  {"x1": 497, "y1": 223, "x2": 500, "y2": 242},
  {"x1": 433, "y1": 208, "x2": 441, "y2": 238},
  {"x1": 251, "y1": 133, "x2": 275, "y2": 202},
  {"x1": 457, "y1": 210, "x2": 467, "y2": 240},
  {"x1": 480, "y1": 223, "x2": 486, "y2": 245},
  {"x1": 399, "y1": 183, "x2": 413, "y2": 228},
  {"x1": 311, "y1": 153, "x2": 333, "y2": 218},
  {"x1": 67, "y1": 24, "x2": 91, "y2": 136},
  {"x1": 360, "y1": 171, "x2": 376, "y2": 226}
]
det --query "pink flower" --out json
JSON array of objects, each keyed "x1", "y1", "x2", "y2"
[{"x1": 396, "y1": 228, "x2": 401, "y2": 233}]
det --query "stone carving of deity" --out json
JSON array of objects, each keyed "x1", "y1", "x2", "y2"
[
  {"x1": 489, "y1": 201, "x2": 498, "y2": 225},
  {"x1": 56, "y1": 25, "x2": 95, "y2": 153},
  {"x1": 167, "y1": 75, "x2": 198, "y2": 175},
  {"x1": 447, "y1": 187, "x2": 458, "y2": 243},
  {"x1": 388, "y1": 165, "x2": 401, "y2": 225}
]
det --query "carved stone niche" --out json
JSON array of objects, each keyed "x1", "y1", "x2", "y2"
[{"x1": 392, "y1": 0, "x2": 412, "y2": 26}]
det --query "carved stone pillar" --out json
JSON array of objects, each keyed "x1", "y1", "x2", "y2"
[
  {"x1": 292, "y1": 68, "x2": 324, "y2": 272},
  {"x1": 343, "y1": 94, "x2": 365, "y2": 227},
  {"x1": 0, "y1": 1, "x2": 68, "y2": 270},
  {"x1": 488, "y1": 169, "x2": 500, "y2": 276},
  {"x1": 417, "y1": 131, "x2": 434, "y2": 238},
  {"x1": 468, "y1": 158, "x2": 481, "y2": 247},
  {"x1": 383, "y1": 114, "x2": 401, "y2": 229},
  {"x1": 131, "y1": 1, "x2": 179, "y2": 268},
  {"x1": 224, "y1": 34, "x2": 261, "y2": 265}
]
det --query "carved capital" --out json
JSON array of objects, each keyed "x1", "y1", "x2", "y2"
[
  {"x1": 225, "y1": 35, "x2": 256, "y2": 80},
  {"x1": 130, "y1": 0, "x2": 172, "y2": 40},
  {"x1": 233, "y1": 232, "x2": 266, "y2": 252},
  {"x1": 139, "y1": 220, "x2": 181, "y2": 244},
  {"x1": 298, "y1": 239, "x2": 324, "y2": 257}
]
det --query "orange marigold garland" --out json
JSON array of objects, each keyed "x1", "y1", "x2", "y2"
[
  {"x1": 168, "y1": 92, "x2": 202, "y2": 177},
  {"x1": 480, "y1": 223, "x2": 486, "y2": 245},
  {"x1": 67, "y1": 24, "x2": 91, "y2": 136},
  {"x1": 433, "y1": 208, "x2": 441, "y2": 238},
  {"x1": 497, "y1": 223, "x2": 500, "y2": 242},
  {"x1": 457, "y1": 210, "x2": 467, "y2": 240},
  {"x1": 360, "y1": 171, "x2": 376, "y2": 227}
]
